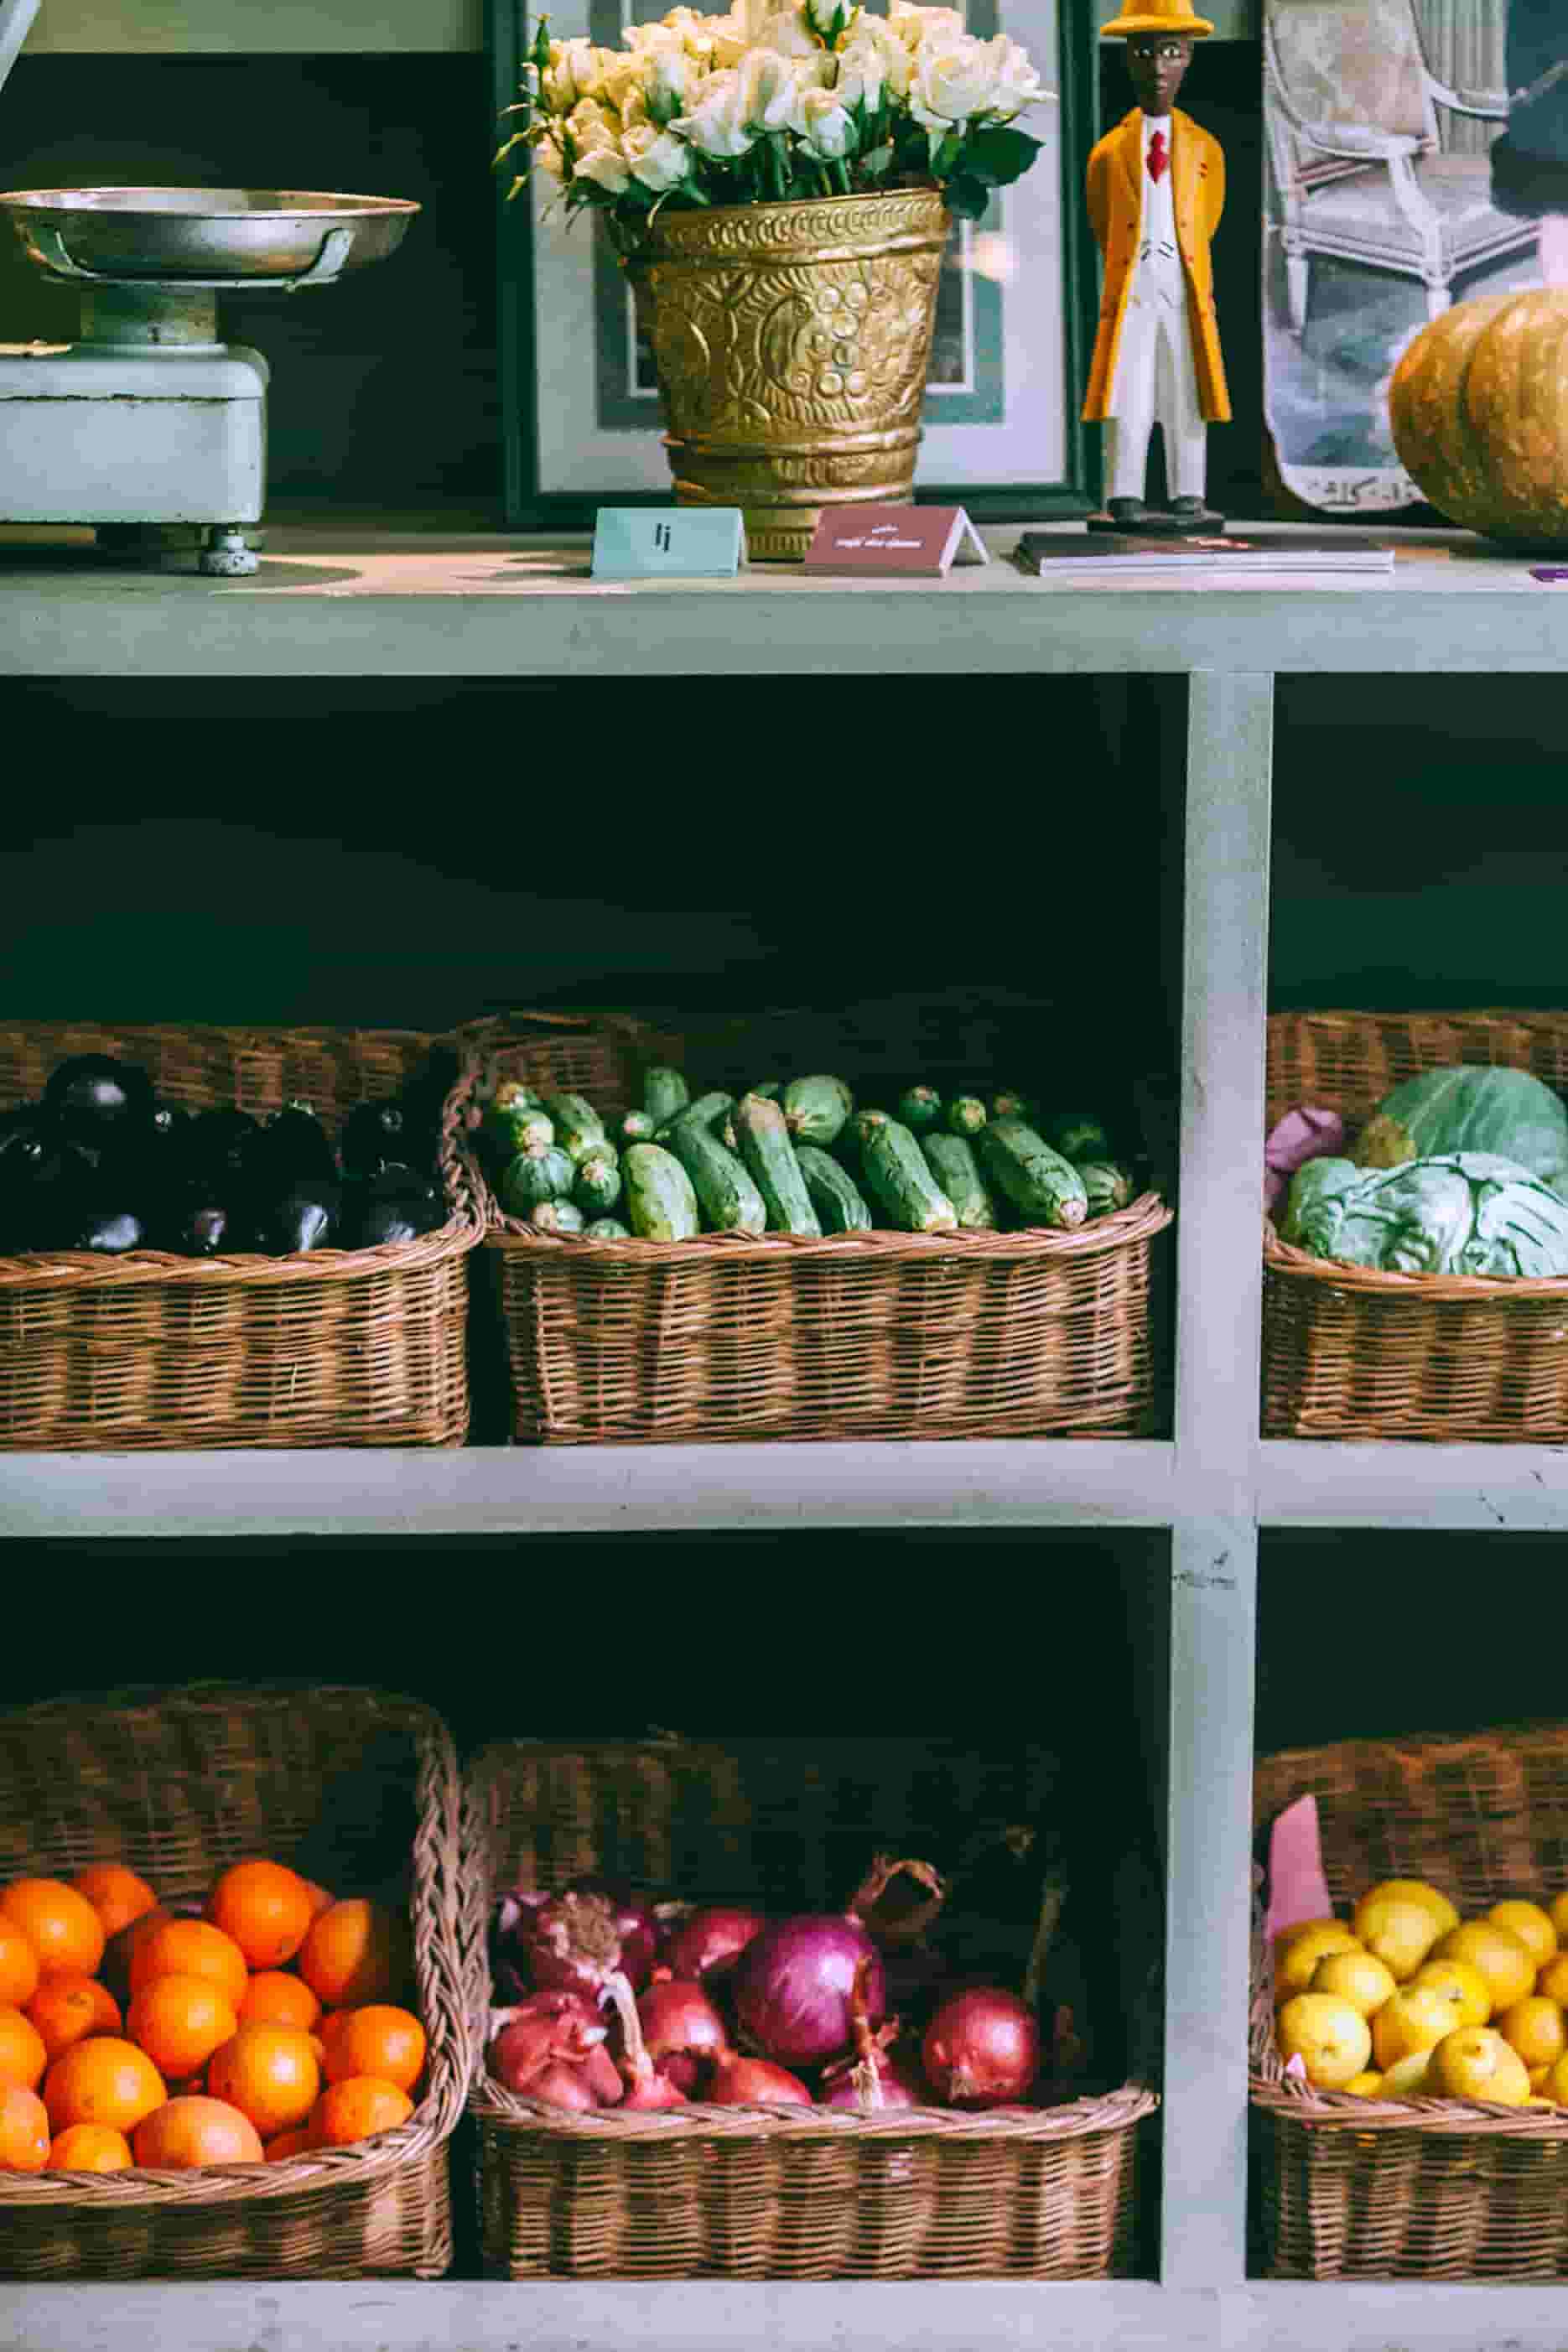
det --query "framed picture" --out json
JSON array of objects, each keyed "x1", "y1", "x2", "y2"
[{"x1": 488, "y1": 0, "x2": 1101, "y2": 527}]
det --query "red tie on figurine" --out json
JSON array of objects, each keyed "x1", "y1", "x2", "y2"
[{"x1": 1147, "y1": 127, "x2": 1167, "y2": 181}]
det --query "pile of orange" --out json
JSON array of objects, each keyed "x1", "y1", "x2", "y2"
[{"x1": 0, "y1": 1859, "x2": 425, "y2": 2173}]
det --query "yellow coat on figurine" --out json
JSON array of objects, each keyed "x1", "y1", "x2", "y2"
[{"x1": 1081, "y1": 106, "x2": 1230, "y2": 425}]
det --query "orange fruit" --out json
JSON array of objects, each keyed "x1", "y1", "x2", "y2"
[
  {"x1": 0, "y1": 2084, "x2": 49, "y2": 2172},
  {"x1": 71, "y1": 1864, "x2": 158, "y2": 1941},
  {"x1": 130, "y1": 1918, "x2": 247, "y2": 2014},
  {"x1": 0, "y1": 1924, "x2": 40, "y2": 2010},
  {"x1": 43, "y1": 2037, "x2": 166, "y2": 2135},
  {"x1": 311, "y1": 2075, "x2": 413, "y2": 2147},
  {"x1": 301, "y1": 1881, "x2": 335, "y2": 1921},
  {"x1": 127, "y1": 1974, "x2": 238, "y2": 2079},
  {"x1": 0, "y1": 1879, "x2": 106, "y2": 1981},
  {"x1": 239, "y1": 1972, "x2": 321, "y2": 2033},
  {"x1": 208, "y1": 1861, "x2": 314, "y2": 1971},
  {"x1": 26, "y1": 1972, "x2": 121, "y2": 2064},
  {"x1": 49, "y1": 2122, "x2": 133, "y2": 2172},
  {"x1": 264, "y1": 2126, "x2": 314, "y2": 2162},
  {"x1": 0, "y1": 2005, "x2": 49, "y2": 2090},
  {"x1": 208, "y1": 2024, "x2": 319, "y2": 2137},
  {"x1": 323, "y1": 2005, "x2": 426, "y2": 2095},
  {"x1": 101, "y1": 1905, "x2": 174, "y2": 2008},
  {"x1": 297, "y1": 1901, "x2": 411, "y2": 2009},
  {"x1": 132, "y1": 2095, "x2": 264, "y2": 2168}
]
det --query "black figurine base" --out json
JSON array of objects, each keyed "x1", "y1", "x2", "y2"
[{"x1": 1088, "y1": 500, "x2": 1227, "y2": 536}]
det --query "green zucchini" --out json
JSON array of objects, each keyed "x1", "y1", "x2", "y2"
[
  {"x1": 1044, "y1": 1111, "x2": 1112, "y2": 1164},
  {"x1": 532, "y1": 1198, "x2": 585, "y2": 1235},
  {"x1": 1076, "y1": 1160, "x2": 1133, "y2": 1217},
  {"x1": 795, "y1": 1142, "x2": 873, "y2": 1233},
  {"x1": 977, "y1": 1119, "x2": 1088, "y2": 1228},
  {"x1": 574, "y1": 1149, "x2": 625, "y2": 1218},
  {"x1": 735, "y1": 1093, "x2": 822, "y2": 1236},
  {"x1": 657, "y1": 1090, "x2": 735, "y2": 1143},
  {"x1": 500, "y1": 1143, "x2": 575, "y2": 1216},
  {"x1": 861, "y1": 1118, "x2": 958, "y2": 1232},
  {"x1": 619, "y1": 1109, "x2": 657, "y2": 1146},
  {"x1": 664, "y1": 1116, "x2": 767, "y2": 1235},
  {"x1": 782, "y1": 1074, "x2": 854, "y2": 1148},
  {"x1": 623, "y1": 1143, "x2": 700, "y2": 1240},
  {"x1": 544, "y1": 1093, "x2": 609, "y2": 1166},
  {"x1": 921, "y1": 1132, "x2": 998, "y2": 1230},
  {"x1": 751, "y1": 1079, "x2": 783, "y2": 1101},
  {"x1": 584, "y1": 1216, "x2": 631, "y2": 1239},
  {"x1": 643, "y1": 1067, "x2": 691, "y2": 1127},
  {"x1": 947, "y1": 1096, "x2": 989, "y2": 1138},
  {"x1": 898, "y1": 1085, "x2": 943, "y2": 1134}
]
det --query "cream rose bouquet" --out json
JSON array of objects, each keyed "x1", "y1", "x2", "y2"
[{"x1": 496, "y1": 0, "x2": 1053, "y2": 243}]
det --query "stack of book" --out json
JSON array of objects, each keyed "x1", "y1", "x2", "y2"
[{"x1": 1012, "y1": 527, "x2": 1397, "y2": 581}]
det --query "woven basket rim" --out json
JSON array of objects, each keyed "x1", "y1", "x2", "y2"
[
  {"x1": 1250, "y1": 1718, "x2": 1568, "y2": 2141},
  {"x1": 1261, "y1": 1215, "x2": 1568, "y2": 1300},
  {"x1": 0, "y1": 1680, "x2": 472, "y2": 2210},
  {"x1": 461, "y1": 1734, "x2": 1158, "y2": 2150},
  {"x1": 0, "y1": 1020, "x2": 484, "y2": 1285}
]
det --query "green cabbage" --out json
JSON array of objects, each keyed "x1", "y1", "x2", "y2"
[
  {"x1": 1281, "y1": 1150, "x2": 1568, "y2": 1278},
  {"x1": 1354, "y1": 1065, "x2": 1568, "y2": 1192}
]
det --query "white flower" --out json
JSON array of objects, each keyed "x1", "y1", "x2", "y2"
[
  {"x1": 573, "y1": 142, "x2": 632, "y2": 193},
  {"x1": 800, "y1": 85, "x2": 855, "y2": 157},
  {"x1": 597, "y1": 46, "x2": 651, "y2": 116},
  {"x1": 833, "y1": 35, "x2": 883, "y2": 113},
  {"x1": 984, "y1": 34, "x2": 1046, "y2": 118},
  {"x1": 909, "y1": 28, "x2": 1005, "y2": 130},
  {"x1": 888, "y1": 1, "x2": 964, "y2": 49},
  {"x1": 567, "y1": 97, "x2": 620, "y2": 153},
  {"x1": 622, "y1": 120, "x2": 695, "y2": 189},
  {"x1": 672, "y1": 66, "x2": 756, "y2": 154},
  {"x1": 838, "y1": 14, "x2": 911, "y2": 97},
  {"x1": 804, "y1": 0, "x2": 853, "y2": 38},
  {"x1": 543, "y1": 35, "x2": 599, "y2": 111},
  {"x1": 532, "y1": 127, "x2": 569, "y2": 180},
  {"x1": 642, "y1": 41, "x2": 697, "y2": 120},
  {"x1": 739, "y1": 45, "x2": 828, "y2": 128}
]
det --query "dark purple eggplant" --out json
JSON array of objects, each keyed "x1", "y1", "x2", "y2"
[
  {"x1": 244, "y1": 1100, "x2": 338, "y2": 1191},
  {"x1": 340, "y1": 1099, "x2": 413, "y2": 1181},
  {"x1": 42, "y1": 1054, "x2": 154, "y2": 1150},
  {"x1": 251, "y1": 1181, "x2": 341, "y2": 1254},
  {"x1": 190, "y1": 1108, "x2": 261, "y2": 1181},
  {"x1": 64, "y1": 1203, "x2": 146, "y2": 1254},
  {"x1": 340, "y1": 1168, "x2": 445, "y2": 1249}
]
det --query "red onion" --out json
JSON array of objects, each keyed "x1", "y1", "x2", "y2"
[
  {"x1": 637, "y1": 1979, "x2": 729, "y2": 2095},
  {"x1": 922, "y1": 1987, "x2": 1040, "y2": 2109},
  {"x1": 529, "y1": 2060, "x2": 600, "y2": 2112},
  {"x1": 491, "y1": 1887, "x2": 553, "y2": 2003},
  {"x1": 660, "y1": 1904, "x2": 767, "y2": 1986},
  {"x1": 567, "y1": 1876, "x2": 660, "y2": 1991},
  {"x1": 819, "y1": 2046, "x2": 927, "y2": 2111},
  {"x1": 488, "y1": 1990, "x2": 607, "y2": 2094},
  {"x1": 518, "y1": 1889, "x2": 639, "y2": 2006},
  {"x1": 583, "y1": 2043, "x2": 626, "y2": 2106},
  {"x1": 707, "y1": 2052, "x2": 813, "y2": 2108},
  {"x1": 598, "y1": 1966, "x2": 689, "y2": 2110},
  {"x1": 733, "y1": 1914, "x2": 885, "y2": 2068}
]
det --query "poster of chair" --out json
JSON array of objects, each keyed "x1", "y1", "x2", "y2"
[{"x1": 1263, "y1": 0, "x2": 1546, "y2": 513}]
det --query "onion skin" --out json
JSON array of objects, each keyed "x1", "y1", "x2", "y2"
[
  {"x1": 567, "y1": 1876, "x2": 660, "y2": 1992},
  {"x1": 707, "y1": 2053, "x2": 813, "y2": 2108},
  {"x1": 488, "y1": 1990, "x2": 607, "y2": 2095},
  {"x1": 661, "y1": 1904, "x2": 767, "y2": 1985},
  {"x1": 583, "y1": 2044, "x2": 625, "y2": 2106},
  {"x1": 922, "y1": 1988, "x2": 1040, "y2": 2109},
  {"x1": 638, "y1": 1979, "x2": 729, "y2": 2091},
  {"x1": 819, "y1": 2048, "x2": 927, "y2": 2111},
  {"x1": 733, "y1": 1915, "x2": 886, "y2": 2067},
  {"x1": 522, "y1": 1890, "x2": 631, "y2": 2004},
  {"x1": 529, "y1": 2060, "x2": 601, "y2": 2112}
]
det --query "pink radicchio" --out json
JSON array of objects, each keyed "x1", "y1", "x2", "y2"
[{"x1": 1264, "y1": 1106, "x2": 1347, "y2": 1215}]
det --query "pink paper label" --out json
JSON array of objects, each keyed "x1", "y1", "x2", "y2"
[
  {"x1": 1264, "y1": 1794, "x2": 1335, "y2": 1945},
  {"x1": 802, "y1": 506, "x2": 961, "y2": 574}
]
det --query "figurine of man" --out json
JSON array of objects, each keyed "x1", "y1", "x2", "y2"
[{"x1": 1081, "y1": 0, "x2": 1230, "y2": 533}]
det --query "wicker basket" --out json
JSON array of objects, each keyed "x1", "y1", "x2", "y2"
[
  {"x1": 1252, "y1": 1721, "x2": 1568, "y2": 2280},
  {"x1": 0, "y1": 1021, "x2": 482, "y2": 1449},
  {"x1": 0, "y1": 1681, "x2": 470, "y2": 2280},
  {"x1": 456, "y1": 1007, "x2": 1173, "y2": 1446},
  {"x1": 1263, "y1": 1009, "x2": 1568, "y2": 1441},
  {"x1": 462, "y1": 1733, "x2": 1157, "y2": 2281}
]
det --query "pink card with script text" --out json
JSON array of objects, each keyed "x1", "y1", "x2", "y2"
[{"x1": 802, "y1": 506, "x2": 989, "y2": 577}]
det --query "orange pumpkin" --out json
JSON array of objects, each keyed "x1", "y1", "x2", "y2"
[{"x1": 1390, "y1": 290, "x2": 1568, "y2": 546}]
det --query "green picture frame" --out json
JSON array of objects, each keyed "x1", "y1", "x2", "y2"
[{"x1": 488, "y1": 0, "x2": 1102, "y2": 527}]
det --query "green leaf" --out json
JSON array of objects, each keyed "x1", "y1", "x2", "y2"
[
  {"x1": 859, "y1": 140, "x2": 893, "y2": 178},
  {"x1": 963, "y1": 124, "x2": 1043, "y2": 187},
  {"x1": 941, "y1": 171, "x2": 990, "y2": 221}
]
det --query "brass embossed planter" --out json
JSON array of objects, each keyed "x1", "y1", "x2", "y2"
[{"x1": 625, "y1": 187, "x2": 949, "y2": 562}]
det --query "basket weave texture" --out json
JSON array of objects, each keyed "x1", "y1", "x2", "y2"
[
  {"x1": 462, "y1": 1734, "x2": 1156, "y2": 2280},
  {"x1": 1263, "y1": 1009, "x2": 1568, "y2": 1441},
  {"x1": 456, "y1": 1008, "x2": 1172, "y2": 1446},
  {"x1": 1252, "y1": 1722, "x2": 1568, "y2": 2279},
  {"x1": 0, "y1": 1681, "x2": 470, "y2": 2281},
  {"x1": 0, "y1": 1021, "x2": 481, "y2": 1449}
]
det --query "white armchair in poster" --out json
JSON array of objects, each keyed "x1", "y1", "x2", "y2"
[{"x1": 1262, "y1": 0, "x2": 1541, "y2": 514}]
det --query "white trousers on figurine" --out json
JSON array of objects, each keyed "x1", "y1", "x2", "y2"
[{"x1": 1103, "y1": 253, "x2": 1207, "y2": 502}]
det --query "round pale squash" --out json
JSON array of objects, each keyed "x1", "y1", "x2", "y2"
[{"x1": 1389, "y1": 289, "x2": 1568, "y2": 546}]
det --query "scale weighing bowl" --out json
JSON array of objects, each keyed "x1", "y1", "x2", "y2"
[{"x1": 0, "y1": 186, "x2": 419, "y2": 283}]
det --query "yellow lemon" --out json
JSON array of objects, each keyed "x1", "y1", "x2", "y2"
[
  {"x1": 1536, "y1": 1954, "x2": 1568, "y2": 2006},
  {"x1": 1550, "y1": 1893, "x2": 1568, "y2": 1945},
  {"x1": 1498, "y1": 1996, "x2": 1567, "y2": 2072},
  {"x1": 1378, "y1": 2049, "x2": 1436, "y2": 2095},
  {"x1": 1488, "y1": 1901, "x2": 1558, "y2": 1971},
  {"x1": 1309, "y1": 1949, "x2": 1397, "y2": 2018},
  {"x1": 1410, "y1": 1956, "x2": 1493, "y2": 2028},
  {"x1": 1273, "y1": 1920, "x2": 1363, "y2": 2001},
  {"x1": 1355, "y1": 1880, "x2": 1460, "y2": 1942},
  {"x1": 1543, "y1": 2055, "x2": 1568, "y2": 2105},
  {"x1": 1433, "y1": 1922, "x2": 1535, "y2": 2015},
  {"x1": 1524, "y1": 2095, "x2": 1558, "y2": 2110},
  {"x1": 1353, "y1": 1896, "x2": 1441, "y2": 1983},
  {"x1": 1371, "y1": 1983, "x2": 1465, "y2": 2073},
  {"x1": 1428, "y1": 2025, "x2": 1532, "y2": 2105},
  {"x1": 1342, "y1": 2071, "x2": 1382, "y2": 2096},
  {"x1": 1529, "y1": 2064, "x2": 1553, "y2": 2091},
  {"x1": 1276, "y1": 1993, "x2": 1373, "y2": 2090}
]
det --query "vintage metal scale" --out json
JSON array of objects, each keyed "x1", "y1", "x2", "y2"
[{"x1": 0, "y1": 0, "x2": 417, "y2": 574}]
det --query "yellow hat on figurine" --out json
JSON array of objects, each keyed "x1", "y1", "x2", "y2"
[{"x1": 1099, "y1": 0, "x2": 1213, "y2": 36}]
